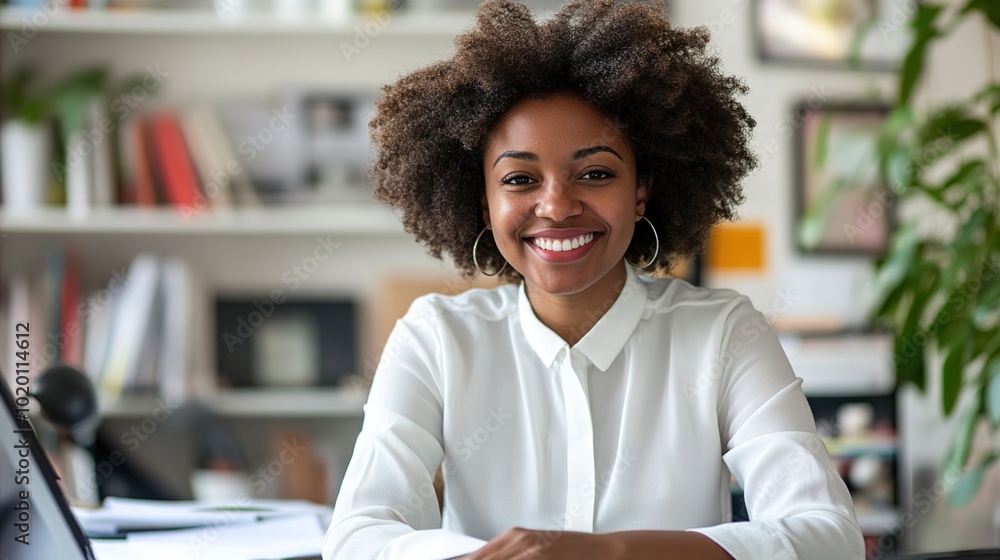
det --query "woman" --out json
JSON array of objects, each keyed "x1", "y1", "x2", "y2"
[{"x1": 324, "y1": 0, "x2": 865, "y2": 558}]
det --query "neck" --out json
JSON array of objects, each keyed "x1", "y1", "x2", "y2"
[{"x1": 525, "y1": 261, "x2": 629, "y2": 347}]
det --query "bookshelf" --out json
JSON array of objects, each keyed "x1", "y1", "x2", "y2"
[{"x1": 0, "y1": 4, "x2": 469, "y2": 506}]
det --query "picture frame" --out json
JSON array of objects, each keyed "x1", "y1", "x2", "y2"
[
  {"x1": 794, "y1": 102, "x2": 894, "y2": 255},
  {"x1": 753, "y1": 0, "x2": 911, "y2": 70},
  {"x1": 215, "y1": 298, "x2": 358, "y2": 387}
]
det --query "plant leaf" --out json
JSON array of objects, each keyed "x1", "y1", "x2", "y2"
[
  {"x1": 899, "y1": 4, "x2": 944, "y2": 105},
  {"x1": 799, "y1": 177, "x2": 849, "y2": 249},
  {"x1": 895, "y1": 329, "x2": 928, "y2": 390},
  {"x1": 986, "y1": 354, "x2": 1000, "y2": 426},
  {"x1": 945, "y1": 400, "x2": 980, "y2": 476},
  {"x1": 846, "y1": 14, "x2": 877, "y2": 70},
  {"x1": 943, "y1": 332, "x2": 972, "y2": 416},
  {"x1": 949, "y1": 454, "x2": 998, "y2": 508}
]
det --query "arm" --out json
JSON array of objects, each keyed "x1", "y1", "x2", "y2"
[
  {"x1": 324, "y1": 298, "x2": 477, "y2": 560},
  {"x1": 602, "y1": 530, "x2": 733, "y2": 560},
  {"x1": 681, "y1": 296, "x2": 865, "y2": 560}
]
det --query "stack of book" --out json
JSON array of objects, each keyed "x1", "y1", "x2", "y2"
[
  {"x1": 61, "y1": 100, "x2": 261, "y2": 217},
  {"x1": 0, "y1": 249, "x2": 214, "y2": 402}
]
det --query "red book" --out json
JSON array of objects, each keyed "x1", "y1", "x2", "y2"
[
  {"x1": 150, "y1": 111, "x2": 203, "y2": 210},
  {"x1": 59, "y1": 247, "x2": 83, "y2": 366},
  {"x1": 128, "y1": 114, "x2": 158, "y2": 206}
]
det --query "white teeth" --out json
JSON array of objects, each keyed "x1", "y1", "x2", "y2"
[{"x1": 533, "y1": 233, "x2": 595, "y2": 252}]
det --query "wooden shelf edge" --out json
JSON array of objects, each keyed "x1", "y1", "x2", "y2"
[
  {"x1": 98, "y1": 387, "x2": 368, "y2": 418},
  {"x1": 0, "y1": 205, "x2": 407, "y2": 235},
  {"x1": 0, "y1": 6, "x2": 479, "y2": 36}
]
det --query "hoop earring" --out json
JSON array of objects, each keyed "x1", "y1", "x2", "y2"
[
  {"x1": 625, "y1": 215, "x2": 660, "y2": 269},
  {"x1": 473, "y1": 227, "x2": 509, "y2": 277}
]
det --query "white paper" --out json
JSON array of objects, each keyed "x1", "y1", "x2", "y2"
[
  {"x1": 112, "y1": 515, "x2": 325, "y2": 560},
  {"x1": 74, "y1": 497, "x2": 331, "y2": 536}
]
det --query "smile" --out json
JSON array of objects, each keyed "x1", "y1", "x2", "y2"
[
  {"x1": 524, "y1": 232, "x2": 602, "y2": 263},
  {"x1": 532, "y1": 232, "x2": 595, "y2": 252}
]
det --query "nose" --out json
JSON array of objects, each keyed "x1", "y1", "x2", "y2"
[{"x1": 534, "y1": 177, "x2": 583, "y2": 223}]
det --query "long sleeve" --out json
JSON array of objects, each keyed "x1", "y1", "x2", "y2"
[
  {"x1": 686, "y1": 296, "x2": 866, "y2": 560},
  {"x1": 323, "y1": 298, "x2": 478, "y2": 560}
]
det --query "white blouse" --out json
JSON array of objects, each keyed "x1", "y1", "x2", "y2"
[{"x1": 323, "y1": 263, "x2": 864, "y2": 560}]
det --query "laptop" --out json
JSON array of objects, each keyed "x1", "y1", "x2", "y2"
[{"x1": 0, "y1": 375, "x2": 96, "y2": 560}]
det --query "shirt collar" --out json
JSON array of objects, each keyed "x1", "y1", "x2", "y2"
[{"x1": 517, "y1": 263, "x2": 649, "y2": 372}]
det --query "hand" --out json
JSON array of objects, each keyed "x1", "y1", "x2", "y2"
[{"x1": 461, "y1": 527, "x2": 620, "y2": 560}]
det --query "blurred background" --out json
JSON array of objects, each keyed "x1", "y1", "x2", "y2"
[{"x1": 0, "y1": 0, "x2": 998, "y2": 558}]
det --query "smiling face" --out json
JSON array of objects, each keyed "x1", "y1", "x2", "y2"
[{"x1": 481, "y1": 93, "x2": 649, "y2": 298}]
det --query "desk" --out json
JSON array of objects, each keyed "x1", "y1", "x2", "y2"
[{"x1": 88, "y1": 515, "x2": 328, "y2": 560}]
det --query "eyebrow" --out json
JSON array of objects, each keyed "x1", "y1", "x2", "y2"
[{"x1": 491, "y1": 145, "x2": 623, "y2": 168}]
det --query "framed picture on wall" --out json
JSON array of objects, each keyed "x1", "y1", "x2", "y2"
[
  {"x1": 753, "y1": 0, "x2": 911, "y2": 70},
  {"x1": 794, "y1": 102, "x2": 894, "y2": 255}
]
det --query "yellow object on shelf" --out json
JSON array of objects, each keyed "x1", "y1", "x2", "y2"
[{"x1": 706, "y1": 222, "x2": 766, "y2": 272}]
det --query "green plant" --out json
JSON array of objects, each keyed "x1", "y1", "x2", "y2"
[
  {"x1": 1, "y1": 66, "x2": 108, "y2": 127},
  {"x1": 864, "y1": 1, "x2": 1000, "y2": 508},
  {"x1": 1, "y1": 67, "x2": 50, "y2": 124}
]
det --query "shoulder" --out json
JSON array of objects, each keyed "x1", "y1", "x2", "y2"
[
  {"x1": 641, "y1": 275, "x2": 757, "y2": 327},
  {"x1": 399, "y1": 282, "x2": 520, "y2": 330}
]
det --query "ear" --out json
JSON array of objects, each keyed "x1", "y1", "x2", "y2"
[
  {"x1": 481, "y1": 191, "x2": 492, "y2": 229},
  {"x1": 636, "y1": 177, "x2": 651, "y2": 218}
]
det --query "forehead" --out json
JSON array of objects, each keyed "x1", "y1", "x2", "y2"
[{"x1": 484, "y1": 94, "x2": 631, "y2": 158}]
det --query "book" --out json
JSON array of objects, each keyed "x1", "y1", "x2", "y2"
[
  {"x1": 196, "y1": 105, "x2": 260, "y2": 208},
  {"x1": 88, "y1": 96, "x2": 115, "y2": 208},
  {"x1": 43, "y1": 250, "x2": 64, "y2": 363},
  {"x1": 178, "y1": 108, "x2": 233, "y2": 211},
  {"x1": 82, "y1": 287, "x2": 114, "y2": 387},
  {"x1": 155, "y1": 257, "x2": 189, "y2": 401},
  {"x1": 98, "y1": 254, "x2": 160, "y2": 397},
  {"x1": 59, "y1": 247, "x2": 84, "y2": 367},
  {"x1": 64, "y1": 128, "x2": 93, "y2": 217},
  {"x1": 123, "y1": 113, "x2": 158, "y2": 206},
  {"x1": 149, "y1": 111, "x2": 202, "y2": 210}
]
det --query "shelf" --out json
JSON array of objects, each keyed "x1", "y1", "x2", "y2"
[
  {"x1": 99, "y1": 387, "x2": 367, "y2": 418},
  {"x1": 824, "y1": 436, "x2": 897, "y2": 458},
  {"x1": 0, "y1": 205, "x2": 407, "y2": 235},
  {"x1": 0, "y1": 6, "x2": 479, "y2": 35}
]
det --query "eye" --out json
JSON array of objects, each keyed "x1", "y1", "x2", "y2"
[
  {"x1": 581, "y1": 169, "x2": 615, "y2": 180},
  {"x1": 501, "y1": 174, "x2": 534, "y2": 185}
]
